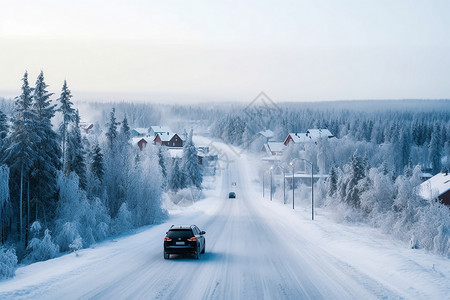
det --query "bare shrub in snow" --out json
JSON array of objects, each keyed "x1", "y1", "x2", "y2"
[
  {"x1": 112, "y1": 203, "x2": 132, "y2": 234},
  {"x1": 69, "y1": 236, "x2": 83, "y2": 256},
  {"x1": 0, "y1": 246, "x2": 18, "y2": 279},
  {"x1": 24, "y1": 228, "x2": 60, "y2": 264},
  {"x1": 56, "y1": 221, "x2": 80, "y2": 252},
  {"x1": 55, "y1": 172, "x2": 111, "y2": 252}
]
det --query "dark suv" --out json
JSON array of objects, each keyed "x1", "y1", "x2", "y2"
[{"x1": 164, "y1": 225, "x2": 206, "y2": 259}]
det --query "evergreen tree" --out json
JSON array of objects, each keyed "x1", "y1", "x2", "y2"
[
  {"x1": 399, "y1": 128, "x2": 412, "y2": 171},
  {"x1": 169, "y1": 159, "x2": 183, "y2": 192},
  {"x1": 30, "y1": 71, "x2": 61, "y2": 223},
  {"x1": 362, "y1": 153, "x2": 370, "y2": 175},
  {"x1": 106, "y1": 108, "x2": 120, "y2": 149},
  {"x1": 0, "y1": 110, "x2": 8, "y2": 150},
  {"x1": 0, "y1": 165, "x2": 10, "y2": 243},
  {"x1": 1, "y1": 71, "x2": 38, "y2": 243},
  {"x1": 344, "y1": 151, "x2": 365, "y2": 208},
  {"x1": 119, "y1": 114, "x2": 131, "y2": 142},
  {"x1": 66, "y1": 110, "x2": 87, "y2": 189},
  {"x1": 182, "y1": 130, "x2": 202, "y2": 189},
  {"x1": 90, "y1": 143, "x2": 104, "y2": 183},
  {"x1": 158, "y1": 146, "x2": 168, "y2": 187},
  {"x1": 429, "y1": 126, "x2": 442, "y2": 174},
  {"x1": 327, "y1": 165, "x2": 337, "y2": 197},
  {"x1": 57, "y1": 80, "x2": 75, "y2": 171}
]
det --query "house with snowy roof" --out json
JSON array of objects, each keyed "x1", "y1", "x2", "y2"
[
  {"x1": 284, "y1": 133, "x2": 310, "y2": 146},
  {"x1": 419, "y1": 172, "x2": 450, "y2": 206},
  {"x1": 256, "y1": 130, "x2": 275, "y2": 143},
  {"x1": 284, "y1": 129, "x2": 334, "y2": 146},
  {"x1": 132, "y1": 137, "x2": 148, "y2": 151},
  {"x1": 154, "y1": 133, "x2": 183, "y2": 148},
  {"x1": 262, "y1": 142, "x2": 285, "y2": 156},
  {"x1": 306, "y1": 129, "x2": 334, "y2": 140},
  {"x1": 131, "y1": 128, "x2": 149, "y2": 137},
  {"x1": 150, "y1": 126, "x2": 172, "y2": 137}
]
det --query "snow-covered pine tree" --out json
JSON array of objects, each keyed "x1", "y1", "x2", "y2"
[
  {"x1": 343, "y1": 151, "x2": 365, "y2": 208},
  {"x1": 66, "y1": 110, "x2": 87, "y2": 189},
  {"x1": 158, "y1": 146, "x2": 168, "y2": 187},
  {"x1": 398, "y1": 128, "x2": 412, "y2": 173},
  {"x1": 119, "y1": 114, "x2": 131, "y2": 143},
  {"x1": 0, "y1": 110, "x2": 8, "y2": 151},
  {"x1": 90, "y1": 143, "x2": 104, "y2": 183},
  {"x1": 182, "y1": 129, "x2": 202, "y2": 189},
  {"x1": 0, "y1": 165, "x2": 10, "y2": 243},
  {"x1": 30, "y1": 71, "x2": 61, "y2": 224},
  {"x1": 104, "y1": 108, "x2": 131, "y2": 217},
  {"x1": 169, "y1": 159, "x2": 184, "y2": 192},
  {"x1": 106, "y1": 108, "x2": 120, "y2": 150},
  {"x1": 1, "y1": 71, "x2": 38, "y2": 244},
  {"x1": 57, "y1": 80, "x2": 75, "y2": 171},
  {"x1": 429, "y1": 126, "x2": 442, "y2": 174},
  {"x1": 327, "y1": 165, "x2": 337, "y2": 197}
]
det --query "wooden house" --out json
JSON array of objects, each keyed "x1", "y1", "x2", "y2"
[
  {"x1": 154, "y1": 133, "x2": 183, "y2": 148},
  {"x1": 419, "y1": 172, "x2": 450, "y2": 206}
]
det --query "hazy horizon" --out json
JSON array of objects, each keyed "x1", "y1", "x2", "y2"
[{"x1": 1, "y1": 1, "x2": 450, "y2": 103}]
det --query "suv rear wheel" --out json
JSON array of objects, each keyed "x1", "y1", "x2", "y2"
[{"x1": 195, "y1": 245, "x2": 200, "y2": 259}]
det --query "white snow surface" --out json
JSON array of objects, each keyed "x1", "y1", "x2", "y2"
[{"x1": 1, "y1": 138, "x2": 449, "y2": 299}]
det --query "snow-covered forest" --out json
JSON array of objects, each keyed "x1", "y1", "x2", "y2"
[
  {"x1": 0, "y1": 73, "x2": 204, "y2": 278},
  {"x1": 1, "y1": 72, "x2": 449, "y2": 279},
  {"x1": 73, "y1": 98, "x2": 450, "y2": 258}
]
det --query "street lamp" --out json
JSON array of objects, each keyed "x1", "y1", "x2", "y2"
[
  {"x1": 289, "y1": 160, "x2": 296, "y2": 210},
  {"x1": 283, "y1": 168, "x2": 286, "y2": 204},
  {"x1": 262, "y1": 171, "x2": 265, "y2": 198},
  {"x1": 290, "y1": 158, "x2": 314, "y2": 219},
  {"x1": 300, "y1": 158, "x2": 314, "y2": 221},
  {"x1": 270, "y1": 166, "x2": 273, "y2": 201}
]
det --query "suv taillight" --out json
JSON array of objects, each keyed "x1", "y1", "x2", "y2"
[
  {"x1": 164, "y1": 237, "x2": 172, "y2": 241},
  {"x1": 187, "y1": 237, "x2": 197, "y2": 242}
]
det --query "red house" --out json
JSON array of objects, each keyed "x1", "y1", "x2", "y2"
[
  {"x1": 132, "y1": 137, "x2": 148, "y2": 151},
  {"x1": 419, "y1": 172, "x2": 450, "y2": 206},
  {"x1": 284, "y1": 133, "x2": 309, "y2": 146},
  {"x1": 154, "y1": 133, "x2": 183, "y2": 148}
]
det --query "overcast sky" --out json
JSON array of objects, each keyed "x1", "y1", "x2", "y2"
[{"x1": 1, "y1": 0, "x2": 450, "y2": 103}]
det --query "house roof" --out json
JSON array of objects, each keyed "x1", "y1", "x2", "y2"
[
  {"x1": 287, "y1": 133, "x2": 310, "y2": 143},
  {"x1": 156, "y1": 133, "x2": 179, "y2": 142},
  {"x1": 258, "y1": 130, "x2": 274, "y2": 139},
  {"x1": 306, "y1": 129, "x2": 334, "y2": 139},
  {"x1": 132, "y1": 137, "x2": 148, "y2": 145},
  {"x1": 419, "y1": 172, "x2": 450, "y2": 200},
  {"x1": 132, "y1": 128, "x2": 148, "y2": 135},
  {"x1": 151, "y1": 126, "x2": 172, "y2": 133},
  {"x1": 267, "y1": 142, "x2": 285, "y2": 152}
]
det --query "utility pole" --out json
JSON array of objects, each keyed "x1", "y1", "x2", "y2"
[
  {"x1": 262, "y1": 172, "x2": 265, "y2": 198},
  {"x1": 270, "y1": 167, "x2": 273, "y2": 201},
  {"x1": 291, "y1": 164, "x2": 294, "y2": 209},
  {"x1": 283, "y1": 170, "x2": 286, "y2": 204}
]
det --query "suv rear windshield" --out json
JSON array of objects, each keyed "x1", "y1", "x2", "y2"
[{"x1": 167, "y1": 229, "x2": 194, "y2": 239}]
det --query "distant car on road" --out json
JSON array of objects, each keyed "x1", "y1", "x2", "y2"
[
  {"x1": 164, "y1": 225, "x2": 206, "y2": 259},
  {"x1": 229, "y1": 192, "x2": 236, "y2": 198}
]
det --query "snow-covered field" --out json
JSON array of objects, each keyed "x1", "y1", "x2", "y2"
[{"x1": 0, "y1": 139, "x2": 449, "y2": 299}]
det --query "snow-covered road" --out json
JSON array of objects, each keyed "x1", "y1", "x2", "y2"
[{"x1": 1, "y1": 140, "x2": 449, "y2": 299}]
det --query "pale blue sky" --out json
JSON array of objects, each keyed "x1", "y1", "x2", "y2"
[{"x1": 1, "y1": 0, "x2": 449, "y2": 102}]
